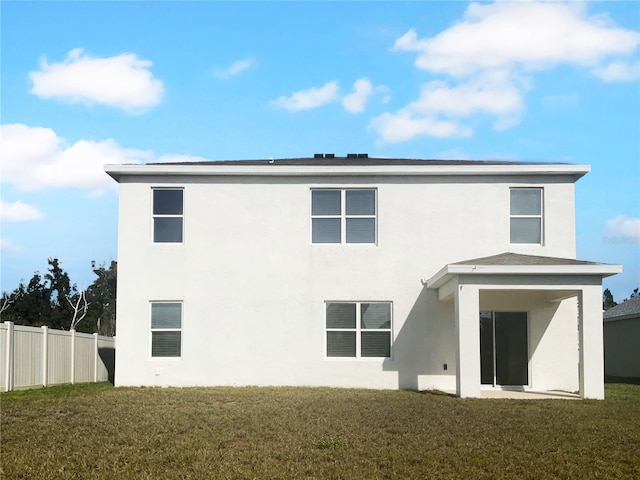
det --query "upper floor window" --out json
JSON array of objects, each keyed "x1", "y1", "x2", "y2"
[
  {"x1": 153, "y1": 188, "x2": 183, "y2": 243},
  {"x1": 510, "y1": 188, "x2": 543, "y2": 244},
  {"x1": 326, "y1": 302, "x2": 392, "y2": 358},
  {"x1": 150, "y1": 302, "x2": 182, "y2": 358},
  {"x1": 311, "y1": 189, "x2": 376, "y2": 244}
]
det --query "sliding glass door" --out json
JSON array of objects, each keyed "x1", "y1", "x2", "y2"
[{"x1": 480, "y1": 312, "x2": 529, "y2": 386}]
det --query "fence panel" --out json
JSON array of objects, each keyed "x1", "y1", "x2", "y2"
[
  {"x1": 1, "y1": 322, "x2": 115, "y2": 392},
  {"x1": 13, "y1": 326, "x2": 43, "y2": 389},
  {"x1": 47, "y1": 330, "x2": 73, "y2": 385},
  {"x1": 74, "y1": 333, "x2": 95, "y2": 383},
  {"x1": 0, "y1": 324, "x2": 6, "y2": 389}
]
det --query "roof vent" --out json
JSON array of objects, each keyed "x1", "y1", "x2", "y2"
[
  {"x1": 357, "y1": 153, "x2": 368, "y2": 158},
  {"x1": 325, "y1": 153, "x2": 335, "y2": 158},
  {"x1": 347, "y1": 153, "x2": 358, "y2": 158},
  {"x1": 314, "y1": 153, "x2": 323, "y2": 158}
]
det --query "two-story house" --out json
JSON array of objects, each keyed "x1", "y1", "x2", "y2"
[{"x1": 105, "y1": 155, "x2": 621, "y2": 398}]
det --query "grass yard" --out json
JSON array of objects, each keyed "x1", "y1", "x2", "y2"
[{"x1": 2, "y1": 383, "x2": 640, "y2": 479}]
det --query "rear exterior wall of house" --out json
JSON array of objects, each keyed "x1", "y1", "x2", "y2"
[{"x1": 114, "y1": 173, "x2": 579, "y2": 390}]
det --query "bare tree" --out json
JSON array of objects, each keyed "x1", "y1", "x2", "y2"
[
  {"x1": 0, "y1": 295, "x2": 14, "y2": 315},
  {"x1": 66, "y1": 291, "x2": 90, "y2": 331}
]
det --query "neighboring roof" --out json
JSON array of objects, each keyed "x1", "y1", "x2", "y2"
[
  {"x1": 604, "y1": 297, "x2": 640, "y2": 322},
  {"x1": 427, "y1": 252, "x2": 622, "y2": 289},
  {"x1": 104, "y1": 157, "x2": 591, "y2": 182}
]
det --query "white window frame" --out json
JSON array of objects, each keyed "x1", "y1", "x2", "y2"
[
  {"x1": 152, "y1": 187, "x2": 184, "y2": 244},
  {"x1": 325, "y1": 301, "x2": 392, "y2": 359},
  {"x1": 311, "y1": 188, "x2": 377, "y2": 245},
  {"x1": 509, "y1": 187, "x2": 544, "y2": 245},
  {"x1": 149, "y1": 301, "x2": 183, "y2": 359}
]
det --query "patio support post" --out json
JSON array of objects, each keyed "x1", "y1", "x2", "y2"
[
  {"x1": 578, "y1": 285, "x2": 605, "y2": 399},
  {"x1": 455, "y1": 283, "x2": 481, "y2": 398}
]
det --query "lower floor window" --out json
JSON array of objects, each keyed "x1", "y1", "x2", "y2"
[
  {"x1": 151, "y1": 302, "x2": 182, "y2": 358},
  {"x1": 326, "y1": 302, "x2": 392, "y2": 358}
]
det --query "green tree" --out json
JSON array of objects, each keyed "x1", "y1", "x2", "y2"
[
  {"x1": 1, "y1": 273, "x2": 52, "y2": 326},
  {"x1": 86, "y1": 260, "x2": 117, "y2": 336},
  {"x1": 620, "y1": 287, "x2": 640, "y2": 303},
  {"x1": 45, "y1": 258, "x2": 76, "y2": 330},
  {"x1": 1, "y1": 258, "x2": 117, "y2": 334},
  {"x1": 603, "y1": 288, "x2": 617, "y2": 310},
  {"x1": 0, "y1": 259, "x2": 95, "y2": 331}
]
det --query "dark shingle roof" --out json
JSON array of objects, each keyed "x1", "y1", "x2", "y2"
[
  {"x1": 604, "y1": 297, "x2": 640, "y2": 320},
  {"x1": 452, "y1": 252, "x2": 603, "y2": 266},
  {"x1": 150, "y1": 157, "x2": 562, "y2": 167}
]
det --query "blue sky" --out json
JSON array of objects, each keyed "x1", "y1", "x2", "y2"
[{"x1": 1, "y1": 1, "x2": 639, "y2": 300}]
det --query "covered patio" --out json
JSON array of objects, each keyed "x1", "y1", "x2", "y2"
[{"x1": 427, "y1": 253, "x2": 622, "y2": 399}]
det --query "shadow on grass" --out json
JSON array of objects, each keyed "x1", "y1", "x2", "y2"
[
  {"x1": 605, "y1": 375, "x2": 640, "y2": 385},
  {"x1": 417, "y1": 389, "x2": 457, "y2": 398}
]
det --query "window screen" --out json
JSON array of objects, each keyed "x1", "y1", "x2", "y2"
[
  {"x1": 312, "y1": 189, "x2": 376, "y2": 244},
  {"x1": 153, "y1": 189, "x2": 184, "y2": 243},
  {"x1": 510, "y1": 188, "x2": 542, "y2": 244},
  {"x1": 326, "y1": 302, "x2": 391, "y2": 358},
  {"x1": 151, "y1": 302, "x2": 182, "y2": 358}
]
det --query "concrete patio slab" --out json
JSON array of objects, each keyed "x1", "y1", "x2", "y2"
[
  {"x1": 441, "y1": 389, "x2": 580, "y2": 399},
  {"x1": 481, "y1": 390, "x2": 580, "y2": 399}
]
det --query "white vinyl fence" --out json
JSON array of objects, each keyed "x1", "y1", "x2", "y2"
[{"x1": 0, "y1": 322, "x2": 115, "y2": 392}]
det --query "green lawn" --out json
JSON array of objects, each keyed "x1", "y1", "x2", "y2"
[{"x1": 2, "y1": 382, "x2": 639, "y2": 479}]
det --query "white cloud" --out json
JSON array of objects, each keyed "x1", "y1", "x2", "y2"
[
  {"x1": 393, "y1": 2, "x2": 640, "y2": 77},
  {"x1": 213, "y1": 58, "x2": 255, "y2": 79},
  {"x1": 274, "y1": 78, "x2": 387, "y2": 114},
  {"x1": 271, "y1": 81, "x2": 340, "y2": 111},
  {"x1": 342, "y1": 78, "x2": 374, "y2": 113},
  {"x1": 0, "y1": 123, "x2": 152, "y2": 193},
  {"x1": 29, "y1": 48, "x2": 164, "y2": 113},
  {"x1": 542, "y1": 91, "x2": 580, "y2": 109},
  {"x1": 369, "y1": 111, "x2": 472, "y2": 143},
  {"x1": 592, "y1": 61, "x2": 640, "y2": 82},
  {"x1": 606, "y1": 215, "x2": 640, "y2": 243},
  {"x1": 0, "y1": 238, "x2": 24, "y2": 253},
  {"x1": 369, "y1": 70, "x2": 523, "y2": 142},
  {"x1": 0, "y1": 201, "x2": 44, "y2": 222},
  {"x1": 411, "y1": 71, "x2": 525, "y2": 128},
  {"x1": 378, "y1": 1, "x2": 640, "y2": 143}
]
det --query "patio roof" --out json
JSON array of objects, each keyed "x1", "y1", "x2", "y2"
[
  {"x1": 427, "y1": 252, "x2": 620, "y2": 399},
  {"x1": 426, "y1": 252, "x2": 622, "y2": 290}
]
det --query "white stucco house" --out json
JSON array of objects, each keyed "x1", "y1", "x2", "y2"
[{"x1": 105, "y1": 155, "x2": 621, "y2": 399}]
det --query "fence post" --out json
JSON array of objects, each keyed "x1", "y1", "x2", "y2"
[
  {"x1": 93, "y1": 333, "x2": 99, "y2": 382},
  {"x1": 41, "y1": 326, "x2": 48, "y2": 387},
  {"x1": 5, "y1": 322, "x2": 14, "y2": 392},
  {"x1": 70, "y1": 329, "x2": 76, "y2": 384}
]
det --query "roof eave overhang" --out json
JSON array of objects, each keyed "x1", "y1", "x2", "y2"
[
  {"x1": 426, "y1": 264, "x2": 623, "y2": 289},
  {"x1": 604, "y1": 313, "x2": 640, "y2": 323},
  {"x1": 104, "y1": 163, "x2": 591, "y2": 182}
]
